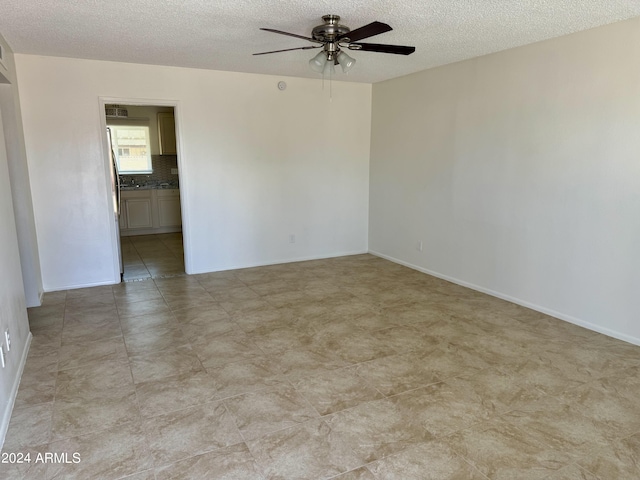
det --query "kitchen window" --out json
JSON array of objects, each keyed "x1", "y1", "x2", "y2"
[{"x1": 109, "y1": 124, "x2": 153, "y2": 174}]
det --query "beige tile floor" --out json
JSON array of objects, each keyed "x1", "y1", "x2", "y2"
[
  {"x1": 3, "y1": 254, "x2": 640, "y2": 479},
  {"x1": 121, "y1": 234, "x2": 184, "y2": 282}
]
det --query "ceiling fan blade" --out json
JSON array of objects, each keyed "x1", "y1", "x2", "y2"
[
  {"x1": 337, "y1": 21, "x2": 392, "y2": 42},
  {"x1": 260, "y1": 28, "x2": 323, "y2": 44},
  {"x1": 253, "y1": 45, "x2": 321, "y2": 56},
  {"x1": 349, "y1": 43, "x2": 416, "y2": 55}
]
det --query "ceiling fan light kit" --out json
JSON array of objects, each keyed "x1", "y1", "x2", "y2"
[
  {"x1": 336, "y1": 51, "x2": 356, "y2": 73},
  {"x1": 308, "y1": 50, "x2": 327, "y2": 73},
  {"x1": 255, "y1": 15, "x2": 415, "y2": 75}
]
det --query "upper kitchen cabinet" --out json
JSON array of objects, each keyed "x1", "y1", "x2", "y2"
[{"x1": 157, "y1": 112, "x2": 177, "y2": 155}]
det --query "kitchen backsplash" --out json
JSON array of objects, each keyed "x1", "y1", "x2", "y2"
[{"x1": 120, "y1": 155, "x2": 179, "y2": 184}]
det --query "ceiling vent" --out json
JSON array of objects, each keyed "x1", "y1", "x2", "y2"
[{"x1": 105, "y1": 104, "x2": 129, "y2": 118}]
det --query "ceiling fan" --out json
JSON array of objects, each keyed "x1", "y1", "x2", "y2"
[{"x1": 254, "y1": 15, "x2": 416, "y2": 74}]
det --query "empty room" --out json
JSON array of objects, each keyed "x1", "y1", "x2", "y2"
[{"x1": 0, "y1": 1, "x2": 639, "y2": 479}]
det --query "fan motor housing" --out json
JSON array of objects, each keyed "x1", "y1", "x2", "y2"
[{"x1": 312, "y1": 15, "x2": 351, "y2": 42}]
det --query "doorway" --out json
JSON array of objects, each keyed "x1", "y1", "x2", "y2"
[
  {"x1": 103, "y1": 102, "x2": 185, "y2": 282},
  {"x1": 120, "y1": 233, "x2": 184, "y2": 281}
]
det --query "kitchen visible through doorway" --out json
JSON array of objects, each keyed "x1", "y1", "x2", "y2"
[{"x1": 105, "y1": 103, "x2": 185, "y2": 281}]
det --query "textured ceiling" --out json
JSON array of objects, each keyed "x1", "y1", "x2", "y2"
[{"x1": 1, "y1": 1, "x2": 639, "y2": 83}]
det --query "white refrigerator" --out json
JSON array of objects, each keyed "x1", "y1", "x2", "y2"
[{"x1": 107, "y1": 127, "x2": 124, "y2": 280}]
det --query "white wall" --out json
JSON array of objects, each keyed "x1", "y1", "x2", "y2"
[
  {"x1": 0, "y1": 33, "x2": 32, "y2": 447},
  {"x1": 370, "y1": 17, "x2": 640, "y2": 345},
  {"x1": 15, "y1": 56, "x2": 371, "y2": 290},
  {"x1": 0, "y1": 36, "x2": 42, "y2": 307}
]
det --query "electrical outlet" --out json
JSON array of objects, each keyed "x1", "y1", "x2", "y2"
[
  {"x1": 171, "y1": 168, "x2": 178, "y2": 175},
  {"x1": 289, "y1": 234, "x2": 296, "y2": 243},
  {"x1": 0, "y1": 345, "x2": 4, "y2": 368},
  {"x1": 4, "y1": 330, "x2": 9, "y2": 352}
]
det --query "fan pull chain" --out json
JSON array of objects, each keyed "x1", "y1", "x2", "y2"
[
  {"x1": 329, "y1": 65, "x2": 333, "y2": 101},
  {"x1": 320, "y1": 64, "x2": 332, "y2": 101}
]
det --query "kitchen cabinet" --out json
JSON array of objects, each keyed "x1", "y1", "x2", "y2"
[
  {"x1": 121, "y1": 190, "x2": 153, "y2": 229},
  {"x1": 119, "y1": 188, "x2": 181, "y2": 235},
  {"x1": 157, "y1": 112, "x2": 176, "y2": 155},
  {"x1": 157, "y1": 189, "x2": 182, "y2": 227},
  {"x1": 126, "y1": 198, "x2": 153, "y2": 229}
]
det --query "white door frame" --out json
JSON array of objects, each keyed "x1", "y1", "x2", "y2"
[{"x1": 98, "y1": 97, "x2": 190, "y2": 282}]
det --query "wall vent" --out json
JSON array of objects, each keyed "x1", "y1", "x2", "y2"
[{"x1": 105, "y1": 104, "x2": 129, "y2": 118}]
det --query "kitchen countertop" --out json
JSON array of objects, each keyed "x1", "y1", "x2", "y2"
[{"x1": 120, "y1": 183, "x2": 179, "y2": 191}]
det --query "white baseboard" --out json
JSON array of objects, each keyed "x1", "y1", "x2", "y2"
[
  {"x1": 369, "y1": 250, "x2": 640, "y2": 347},
  {"x1": 46, "y1": 251, "x2": 371, "y2": 288},
  {"x1": 189, "y1": 250, "x2": 370, "y2": 275},
  {"x1": 44, "y1": 278, "x2": 119, "y2": 293},
  {"x1": 0, "y1": 332, "x2": 32, "y2": 450},
  {"x1": 25, "y1": 290, "x2": 45, "y2": 308}
]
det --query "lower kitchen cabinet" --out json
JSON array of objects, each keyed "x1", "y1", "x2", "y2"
[
  {"x1": 157, "y1": 189, "x2": 182, "y2": 227},
  {"x1": 119, "y1": 189, "x2": 181, "y2": 235},
  {"x1": 126, "y1": 198, "x2": 153, "y2": 229}
]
